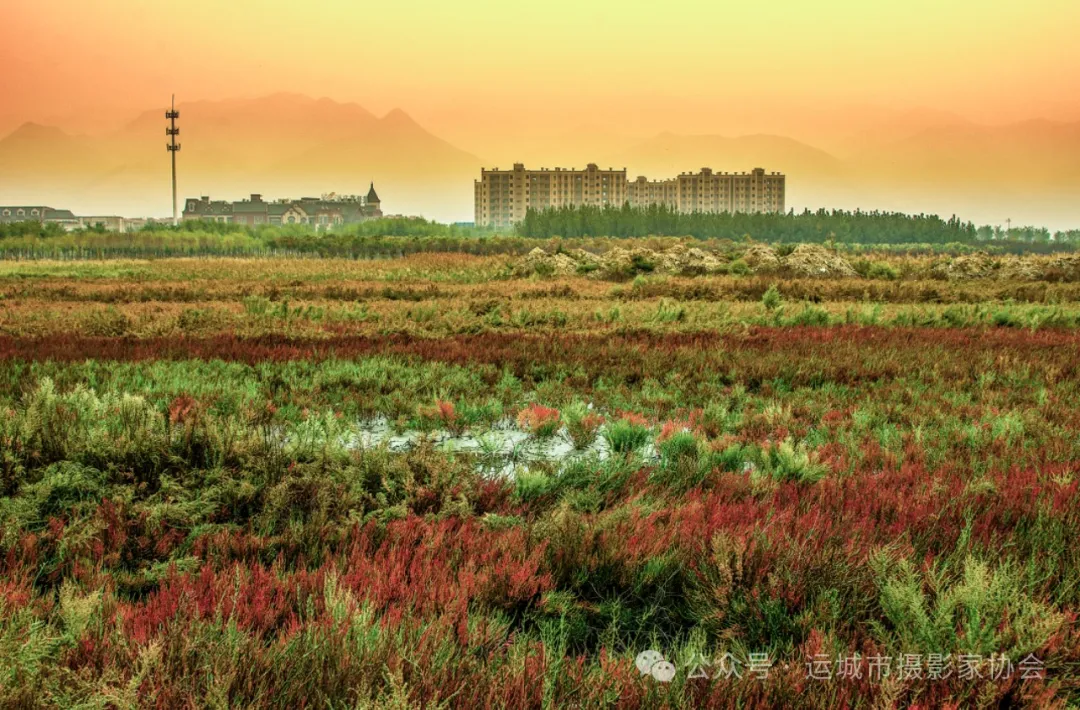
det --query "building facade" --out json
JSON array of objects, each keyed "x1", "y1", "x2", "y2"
[
  {"x1": 183, "y1": 184, "x2": 382, "y2": 228},
  {"x1": 79, "y1": 216, "x2": 127, "y2": 232},
  {"x1": 0, "y1": 206, "x2": 80, "y2": 230},
  {"x1": 475, "y1": 166, "x2": 785, "y2": 228},
  {"x1": 475, "y1": 164, "x2": 628, "y2": 229}
]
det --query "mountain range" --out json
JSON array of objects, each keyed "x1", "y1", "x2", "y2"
[
  {"x1": 0, "y1": 94, "x2": 482, "y2": 221},
  {"x1": 0, "y1": 93, "x2": 1078, "y2": 227}
]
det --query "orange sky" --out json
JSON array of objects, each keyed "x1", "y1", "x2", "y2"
[
  {"x1": 2, "y1": 0, "x2": 1080, "y2": 227},
  {"x1": 2, "y1": 0, "x2": 1079, "y2": 151}
]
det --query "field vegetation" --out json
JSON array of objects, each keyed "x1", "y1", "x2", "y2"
[
  {"x1": 2, "y1": 208, "x2": 1079, "y2": 261},
  {"x1": 0, "y1": 233, "x2": 1079, "y2": 707}
]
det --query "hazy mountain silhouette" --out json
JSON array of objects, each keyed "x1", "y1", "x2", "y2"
[
  {"x1": 0, "y1": 94, "x2": 483, "y2": 219},
  {"x1": 853, "y1": 118, "x2": 1080, "y2": 187},
  {"x1": 827, "y1": 106, "x2": 973, "y2": 157},
  {"x1": 0, "y1": 122, "x2": 105, "y2": 178},
  {"x1": 611, "y1": 132, "x2": 852, "y2": 212},
  {"x1": 263, "y1": 104, "x2": 482, "y2": 218},
  {"x1": 1, "y1": 94, "x2": 1079, "y2": 225},
  {"x1": 616, "y1": 132, "x2": 845, "y2": 179}
]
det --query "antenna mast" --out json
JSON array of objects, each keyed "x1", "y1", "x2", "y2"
[{"x1": 166, "y1": 95, "x2": 181, "y2": 225}]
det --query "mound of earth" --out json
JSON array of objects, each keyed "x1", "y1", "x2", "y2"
[
  {"x1": 1046, "y1": 254, "x2": 1080, "y2": 281},
  {"x1": 781, "y1": 244, "x2": 858, "y2": 278},
  {"x1": 930, "y1": 253, "x2": 996, "y2": 280},
  {"x1": 996, "y1": 257, "x2": 1043, "y2": 281},
  {"x1": 653, "y1": 244, "x2": 727, "y2": 275},
  {"x1": 566, "y1": 248, "x2": 601, "y2": 268},
  {"x1": 513, "y1": 247, "x2": 581, "y2": 277},
  {"x1": 592, "y1": 247, "x2": 649, "y2": 279},
  {"x1": 513, "y1": 245, "x2": 726, "y2": 279},
  {"x1": 741, "y1": 244, "x2": 781, "y2": 271}
]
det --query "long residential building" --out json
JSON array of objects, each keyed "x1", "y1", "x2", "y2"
[
  {"x1": 183, "y1": 184, "x2": 382, "y2": 228},
  {"x1": 0, "y1": 206, "x2": 80, "y2": 229},
  {"x1": 475, "y1": 164, "x2": 785, "y2": 228},
  {"x1": 0, "y1": 206, "x2": 177, "y2": 232}
]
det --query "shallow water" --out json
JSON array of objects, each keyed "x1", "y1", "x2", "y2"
[{"x1": 347, "y1": 416, "x2": 658, "y2": 476}]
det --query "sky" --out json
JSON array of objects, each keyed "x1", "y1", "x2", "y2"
[
  {"x1": 1, "y1": 0, "x2": 1079, "y2": 224},
  {"x1": 3, "y1": 0, "x2": 1078, "y2": 142}
]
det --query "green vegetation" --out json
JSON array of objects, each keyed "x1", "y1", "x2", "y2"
[
  {"x1": 0, "y1": 245, "x2": 1077, "y2": 707},
  {"x1": 2, "y1": 208, "x2": 1077, "y2": 261},
  {"x1": 517, "y1": 204, "x2": 1080, "y2": 249}
]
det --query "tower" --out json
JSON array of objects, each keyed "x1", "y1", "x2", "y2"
[
  {"x1": 166, "y1": 95, "x2": 181, "y2": 225},
  {"x1": 366, "y1": 182, "x2": 381, "y2": 216}
]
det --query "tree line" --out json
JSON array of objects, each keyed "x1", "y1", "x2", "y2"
[
  {"x1": 2, "y1": 208, "x2": 1077, "y2": 255},
  {"x1": 515, "y1": 204, "x2": 1080, "y2": 247}
]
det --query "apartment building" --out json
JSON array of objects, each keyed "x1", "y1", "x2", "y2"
[
  {"x1": 668, "y1": 168, "x2": 785, "y2": 214},
  {"x1": 475, "y1": 164, "x2": 628, "y2": 228},
  {"x1": 476, "y1": 165, "x2": 785, "y2": 227}
]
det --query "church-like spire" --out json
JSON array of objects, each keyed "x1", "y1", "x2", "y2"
[{"x1": 366, "y1": 182, "x2": 380, "y2": 204}]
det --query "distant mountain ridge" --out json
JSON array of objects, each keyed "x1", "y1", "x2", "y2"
[
  {"x1": 0, "y1": 94, "x2": 1079, "y2": 226},
  {"x1": 0, "y1": 94, "x2": 484, "y2": 220}
]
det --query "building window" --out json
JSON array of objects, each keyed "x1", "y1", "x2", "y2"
[{"x1": 17, "y1": 209, "x2": 25, "y2": 216}]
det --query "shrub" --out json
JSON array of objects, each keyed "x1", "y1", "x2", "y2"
[
  {"x1": 752, "y1": 438, "x2": 827, "y2": 484},
  {"x1": 603, "y1": 413, "x2": 652, "y2": 456},
  {"x1": 762, "y1": 284, "x2": 783, "y2": 311},
  {"x1": 871, "y1": 554, "x2": 1065, "y2": 658},
  {"x1": 514, "y1": 468, "x2": 553, "y2": 502},
  {"x1": 533, "y1": 260, "x2": 556, "y2": 278},
  {"x1": 708, "y1": 440, "x2": 748, "y2": 472},
  {"x1": 81, "y1": 307, "x2": 131, "y2": 336},
  {"x1": 867, "y1": 261, "x2": 899, "y2": 280},
  {"x1": 15, "y1": 378, "x2": 168, "y2": 472},
  {"x1": 417, "y1": 399, "x2": 464, "y2": 435},
  {"x1": 656, "y1": 429, "x2": 701, "y2": 484},
  {"x1": 785, "y1": 304, "x2": 831, "y2": 326},
  {"x1": 242, "y1": 295, "x2": 272, "y2": 316},
  {"x1": 516, "y1": 404, "x2": 561, "y2": 439},
  {"x1": 992, "y1": 308, "x2": 1023, "y2": 327},
  {"x1": 630, "y1": 254, "x2": 655, "y2": 274},
  {"x1": 658, "y1": 429, "x2": 697, "y2": 458},
  {"x1": 651, "y1": 299, "x2": 686, "y2": 323},
  {"x1": 563, "y1": 402, "x2": 604, "y2": 449},
  {"x1": 728, "y1": 259, "x2": 750, "y2": 276}
]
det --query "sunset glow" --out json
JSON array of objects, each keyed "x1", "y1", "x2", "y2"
[{"x1": 1, "y1": 0, "x2": 1079, "y2": 223}]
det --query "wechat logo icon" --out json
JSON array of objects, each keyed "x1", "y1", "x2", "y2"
[{"x1": 636, "y1": 649, "x2": 677, "y2": 683}]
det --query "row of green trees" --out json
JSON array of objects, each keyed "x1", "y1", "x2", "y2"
[
  {"x1": 975, "y1": 225, "x2": 1080, "y2": 244},
  {"x1": 517, "y1": 204, "x2": 1062, "y2": 245},
  {"x1": 152, "y1": 216, "x2": 494, "y2": 239},
  {"x1": 0, "y1": 215, "x2": 493, "y2": 241},
  {"x1": 0, "y1": 220, "x2": 69, "y2": 239},
  {"x1": 1, "y1": 207, "x2": 1077, "y2": 255}
]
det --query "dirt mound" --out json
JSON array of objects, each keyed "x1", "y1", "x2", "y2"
[
  {"x1": 742, "y1": 244, "x2": 781, "y2": 271},
  {"x1": 1046, "y1": 254, "x2": 1080, "y2": 281},
  {"x1": 996, "y1": 257, "x2": 1042, "y2": 281},
  {"x1": 781, "y1": 244, "x2": 858, "y2": 278},
  {"x1": 592, "y1": 247, "x2": 644, "y2": 279},
  {"x1": 566, "y1": 248, "x2": 600, "y2": 268},
  {"x1": 930, "y1": 253, "x2": 996, "y2": 280},
  {"x1": 514, "y1": 245, "x2": 726, "y2": 279},
  {"x1": 513, "y1": 247, "x2": 581, "y2": 277},
  {"x1": 653, "y1": 244, "x2": 727, "y2": 275}
]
